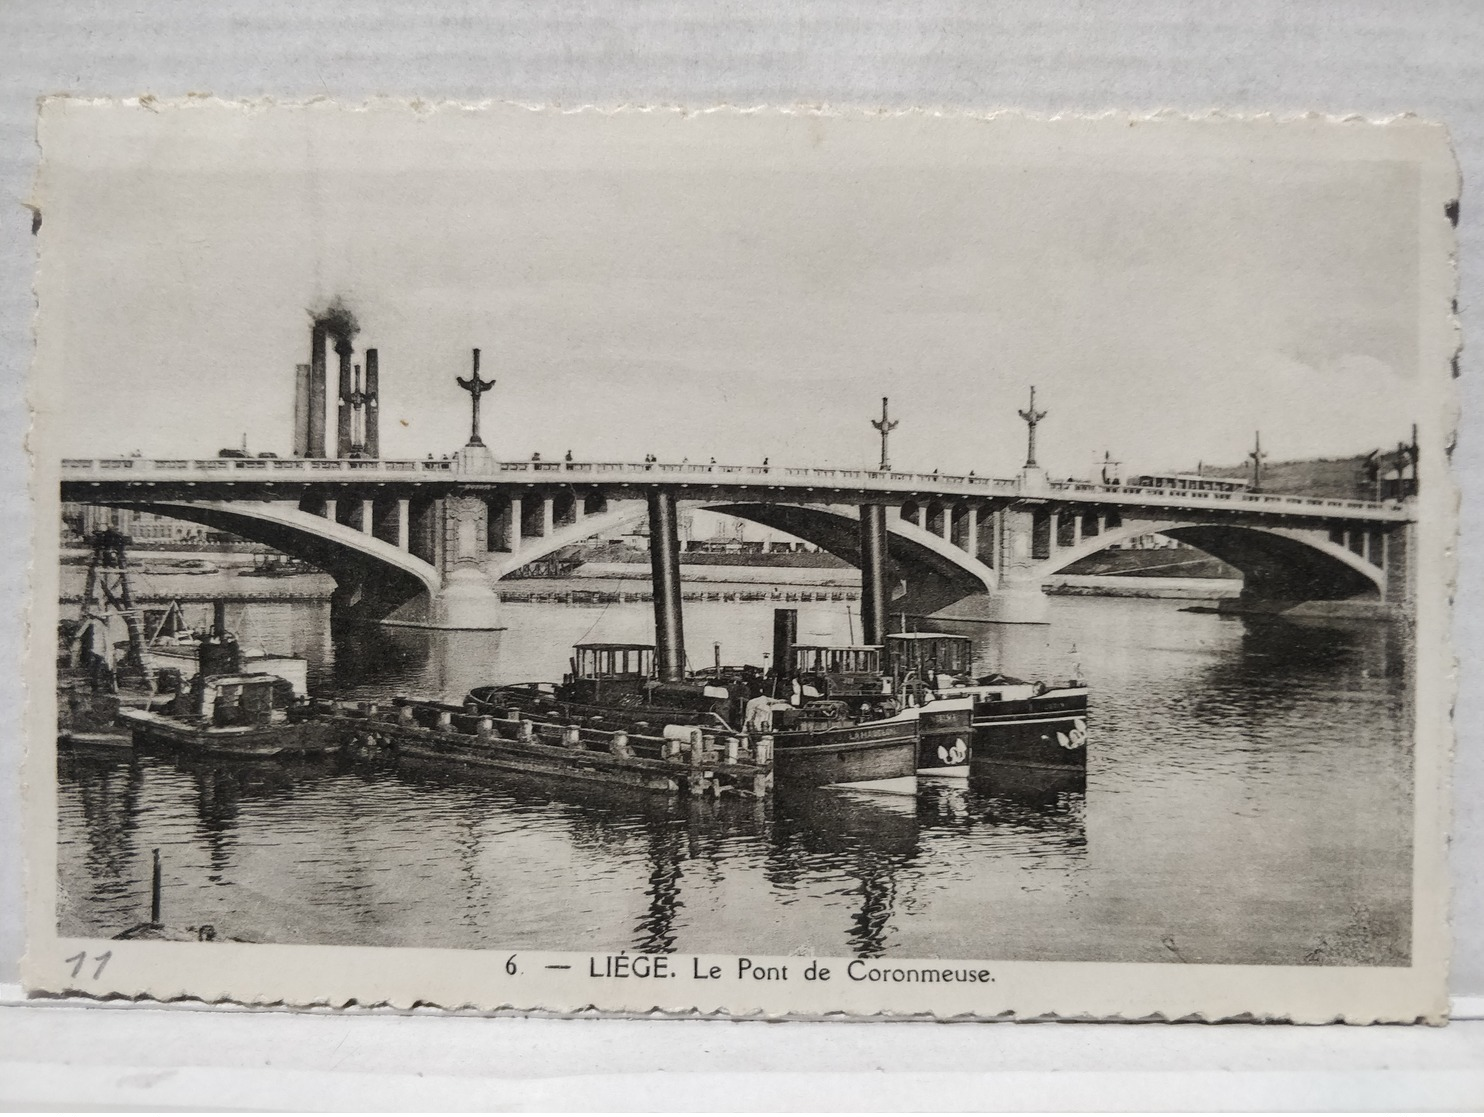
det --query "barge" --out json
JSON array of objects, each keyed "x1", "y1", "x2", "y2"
[
  {"x1": 465, "y1": 609, "x2": 976, "y2": 787},
  {"x1": 882, "y1": 632, "x2": 1088, "y2": 772},
  {"x1": 323, "y1": 698, "x2": 772, "y2": 798}
]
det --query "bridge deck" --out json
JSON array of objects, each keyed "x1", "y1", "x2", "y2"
[{"x1": 60, "y1": 457, "x2": 1414, "y2": 523}]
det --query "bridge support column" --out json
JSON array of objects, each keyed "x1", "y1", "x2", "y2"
[
  {"x1": 917, "y1": 505, "x2": 928, "y2": 531},
  {"x1": 939, "y1": 507, "x2": 952, "y2": 543},
  {"x1": 507, "y1": 497, "x2": 523, "y2": 553},
  {"x1": 421, "y1": 494, "x2": 502, "y2": 630},
  {"x1": 323, "y1": 498, "x2": 338, "y2": 524},
  {"x1": 542, "y1": 496, "x2": 555, "y2": 538},
  {"x1": 987, "y1": 507, "x2": 1050, "y2": 624},
  {"x1": 359, "y1": 499, "x2": 375, "y2": 535},
  {"x1": 859, "y1": 504, "x2": 888, "y2": 646},
  {"x1": 965, "y1": 507, "x2": 978, "y2": 559},
  {"x1": 648, "y1": 489, "x2": 686, "y2": 682},
  {"x1": 396, "y1": 498, "x2": 410, "y2": 552}
]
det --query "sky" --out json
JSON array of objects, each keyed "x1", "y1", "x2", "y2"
[{"x1": 35, "y1": 104, "x2": 1433, "y2": 478}]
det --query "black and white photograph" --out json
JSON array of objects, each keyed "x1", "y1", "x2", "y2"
[{"x1": 25, "y1": 102, "x2": 1455, "y2": 1021}]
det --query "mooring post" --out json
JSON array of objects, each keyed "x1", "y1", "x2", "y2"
[
  {"x1": 647, "y1": 488, "x2": 686, "y2": 681},
  {"x1": 150, "y1": 848, "x2": 162, "y2": 925},
  {"x1": 859, "y1": 504, "x2": 888, "y2": 646}
]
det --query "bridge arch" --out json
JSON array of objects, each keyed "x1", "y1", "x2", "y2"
[
  {"x1": 104, "y1": 499, "x2": 441, "y2": 617},
  {"x1": 1034, "y1": 519, "x2": 1387, "y2": 601},
  {"x1": 95, "y1": 495, "x2": 1393, "y2": 625},
  {"x1": 489, "y1": 499, "x2": 993, "y2": 595}
]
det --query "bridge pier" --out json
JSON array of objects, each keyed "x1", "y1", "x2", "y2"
[
  {"x1": 386, "y1": 492, "x2": 503, "y2": 629},
  {"x1": 987, "y1": 506, "x2": 1051, "y2": 624},
  {"x1": 858, "y1": 503, "x2": 888, "y2": 645},
  {"x1": 648, "y1": 488, "x2": 686, "y2": 681}
]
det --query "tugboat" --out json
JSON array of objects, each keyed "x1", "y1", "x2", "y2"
[
  {"x1": 882, "y1": 631, "x2": 1088, "y2": 772},
  {"x1": 116, "y1": 603, "x2": 332, "y2": 758},
  {"x1": 465, "y1": 609, "x2": 973, "y2": 787},
  {"x1": 141, "y1": 600, "x2": 310, "y2": 699}
]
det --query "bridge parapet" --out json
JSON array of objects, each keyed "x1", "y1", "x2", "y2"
[{"x1": 60, "y1": 457, "x2": 1412, "y2": 524}]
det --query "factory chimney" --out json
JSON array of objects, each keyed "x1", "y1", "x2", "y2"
[
  {"x1": 292, "y1": 363, "x2": 312, "y2": 457},
  {"x1": 307, "y1": 322, "x2": 328, "y2": 457},
  {"x1": 335, "y1": 335, "x2": 355, "y2": 459},
  {"x1": 364, "y1": 348, "x2": 379, "y2": 459}
]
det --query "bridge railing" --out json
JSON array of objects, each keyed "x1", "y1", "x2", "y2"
[{"x1": 58, "y1": 456, "x2": 1407, "y2": 518}]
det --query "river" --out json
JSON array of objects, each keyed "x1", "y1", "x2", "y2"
[{"x1": 56, "y1": 594, "x2": 1414, "y2": 966}]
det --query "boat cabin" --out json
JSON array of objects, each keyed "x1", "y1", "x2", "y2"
[
  {"x1": 182, "y1": 673, "x2": 298, "y2": 728},
  {"x1": 792, "y1": 644, "x2": 893, "y2": 708},
  {"x1": 885, "y1": 633, "x2": 974, "y2": 688},
  {"x1": 793, "y1": 645, "x2": 882, "y2": 677},
  {"x1": 564, "y1": 642, "x2": 656, "y2": 704}
]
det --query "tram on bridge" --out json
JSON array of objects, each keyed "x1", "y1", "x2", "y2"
[{"x1": 1130, "y1": 473, "x2": 1252, "y2": 493}]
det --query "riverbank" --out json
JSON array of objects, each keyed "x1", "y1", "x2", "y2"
[
  {"x1": 1046, "y1": 574, "x2": 1241, "y2": 600},
  {"x1": 572, "y1": 561, "x2": 857, "y2": 587}
]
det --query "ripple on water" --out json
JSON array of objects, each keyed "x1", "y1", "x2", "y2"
[{"x1": 57, "y1": 597, "x2": 1412, "y2": 964}]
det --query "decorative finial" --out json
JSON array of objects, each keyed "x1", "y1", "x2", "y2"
[
  {"x1": 871, "y1": 396, "x2": 898, "y2": 471},
  {"x1": 1018, "y1": 386, "x2": 1048, "y2": 469},
  {"x1": 1248, "y1": 430, "x2": 1267, "y2": 492},
  {"x1": 456, "y1": 348, "x2": 497, "y2": 447}
]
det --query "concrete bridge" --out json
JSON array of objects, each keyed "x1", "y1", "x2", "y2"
[{"x1": 62, "y1": 455, "x2": 1416, "y2": 629}]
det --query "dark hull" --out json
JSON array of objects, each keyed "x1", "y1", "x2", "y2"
[
  {"x1": 971, "y1": 692, "x2": 1088, "y2": 772},
  {"x1": 118, "y1": 711, "x2": 339, "y2": 758},
  {"x1": 467, "y1": 685, "x2": 706, "y2": 732},
  {"x1": 914, "y1": 706, "x2": 975, "y2": 772},
  {"x1": 772, "y1": 720, "x2": 918, "y2": 786},
  {"x1": 330, "y1": 710, "x2": 770, "y2": 798}
]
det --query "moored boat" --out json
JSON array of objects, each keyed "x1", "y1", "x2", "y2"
[
  {"x1": 117, "y1": 673, "x2": 333, "y2": 757},
  {"x1": 882, "y1": 631, "x2": 1088, "y2": 772},
  {"x1": 116, "y1": 605, "x2": 332, "y2": 758},
  {"x1": 466, "y1": 609, "x2": 973, "y2": 787},
  {"x1": 140, "y1": 601, "x2": 309, "y2": 698}
]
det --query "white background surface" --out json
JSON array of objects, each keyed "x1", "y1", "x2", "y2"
[{"x1": 1, "y1": 1, "x2": 1481, "y2": 1108}]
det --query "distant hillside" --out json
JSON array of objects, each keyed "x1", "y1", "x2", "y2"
[{"x1": 1172, "y1": 455, "x2": 1373, "y2": 500}]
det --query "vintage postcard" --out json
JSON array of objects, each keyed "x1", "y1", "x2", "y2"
[{"x1": 23, "y1": 102, "x2": 1456, "y2": 1022}]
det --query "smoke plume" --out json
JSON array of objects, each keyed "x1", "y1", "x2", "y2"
[{"x1": 310, "y1": 297, "x2": 359, "y2": 342}]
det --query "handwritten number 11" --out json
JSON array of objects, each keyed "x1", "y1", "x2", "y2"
[{"x1": 64, "y1": 950, "x2": 111, "y2": 979}]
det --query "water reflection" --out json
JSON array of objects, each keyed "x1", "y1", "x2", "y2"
[
  {"x1": 57, "y1": 750, "x2": 145, "y2": 916},
  {"x1": 770, "y1": 785, "x2": 921, "y2": 957},
  {"x1": 56, "y1": 596, "x2": 1413, "y2": 965}
]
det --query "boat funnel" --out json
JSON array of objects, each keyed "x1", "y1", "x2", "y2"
[{"x1": 772, "y1": 608, "x2": 798, "y2": 681}]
